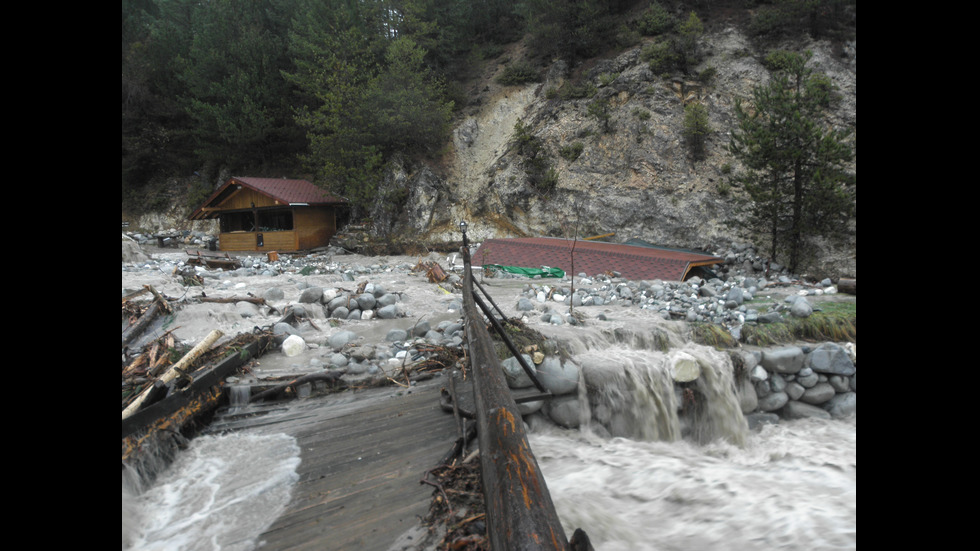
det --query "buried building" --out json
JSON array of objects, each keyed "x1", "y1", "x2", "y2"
[
  {"x1": 189, "y1": 177, "x2": 348, "y2": 252},
  {"x1": 473, "y1": 237, "x2": 724, "y2": 281}
]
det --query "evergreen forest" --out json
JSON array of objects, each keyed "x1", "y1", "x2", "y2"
[{"x1": 122, "y1": 0, "x2": 855, "y2": 219}]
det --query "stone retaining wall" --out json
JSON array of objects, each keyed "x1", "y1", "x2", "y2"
[
  {"x1": 501, "y1": 341, "x2": 856, "y2": 433},
  {"x1": 734, "y1": 342, "x2": 856, "y2": 428}
]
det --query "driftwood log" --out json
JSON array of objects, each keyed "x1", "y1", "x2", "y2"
[
  {"x1": 198, "y1": 295, "x2": 280, "y2": 315},
  {"x1": 249, "y1": 371, "x2": 345, "y2": 402},
  {"x1": 838, "y1": 278, "x2": 856, "y2": 295},
  {"x1": 145, "y1": 285, "x2": 172, "y2": 314},
  {"x1": 198, "y1": 296, "x2": 267, "y2": 306},
  {"x1": 122, "y1": 287, "x2": 150, "y2": 303},
  {"x1": 122, "y1": 300, "x2": 163, "y2": 348},
  {"x1": 122, "y1": 330, "x2": 177, "y2": 378},
  {"x1": 122, "y1": 329, "x2": 224, "y2": 419},
  {"x1": 122, "y1": 285, "x2": 173, "y2": 348}
]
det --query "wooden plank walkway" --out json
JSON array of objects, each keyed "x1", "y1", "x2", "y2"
[{"x1": 255, "y1": 378, "x2": 458, "y2": 551}]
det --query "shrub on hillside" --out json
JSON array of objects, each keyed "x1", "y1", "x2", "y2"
[
  {"x1": 497, "y1": 61, "x2": 541, "y2": 85},
  {"x1": 637, "y1": 2, "x2": 675, "y2": 36}
]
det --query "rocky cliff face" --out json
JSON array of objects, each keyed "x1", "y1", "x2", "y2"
[{"x1": 382, "y1": 28, "x2": 856, "y2": 278}]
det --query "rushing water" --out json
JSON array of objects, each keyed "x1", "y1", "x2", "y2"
[
  {"x1": 122, "y1": 432, "x2": 301, "y2": 551},
  {"x1": 530, "y1": 416, "x2": 856, "y2": 551},
  {"x1": 524, "y1": 332, "x2": 856, "y2": 551},
  {"x1": 121, "y1": 329, "x2": 855, "y2": 551}
]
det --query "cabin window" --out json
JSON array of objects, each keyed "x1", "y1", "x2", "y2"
[
  {"x1": 257, "y1": 209, "x2": 294, "y2": 231},
  {"x1": 220, "y1": 211, "x2": 255, "y2": 232}
]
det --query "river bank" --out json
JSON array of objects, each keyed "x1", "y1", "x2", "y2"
[
  {"x1": 123, "y1": 236, "x2": 854, "y2": 425},
  {"x1": 122, "y1": 237, "x2": 855, "y2": 550}
]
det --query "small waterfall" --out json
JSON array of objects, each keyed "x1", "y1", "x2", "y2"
[
  {"x1": 541, "y1": 321, "x2": 748, "y2": 447},
  {"x1": 577, "y1": 348, "x2": 682, "y2": 442},
  {"x1": 677, "y1": 346, "x2": 749, "y2": 447},
  {"x1": 228, "y1": 384, "x2": 251, "y2": 412}
]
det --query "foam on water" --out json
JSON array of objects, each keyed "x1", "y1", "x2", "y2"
[
  {"x1": 527, "y1": 318, "x2": 854, "y2": 549},
  {"x1": 120, "y1": 306, "x2": 854, "y2": 551},
  {"x1": 122, "y1": 432, "x2": 301, "y2": 551},
  {"x1": 529, "y1": 415, "x2": 856, "y2": 551}
]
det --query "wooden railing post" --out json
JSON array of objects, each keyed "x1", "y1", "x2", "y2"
[{"x1": 460, "y1": 244, "x2": 584, "y2": 550}]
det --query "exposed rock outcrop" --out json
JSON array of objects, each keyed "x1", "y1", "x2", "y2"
[{"x1": 389, "y1": 28, "x2": 856, "y2": 277}]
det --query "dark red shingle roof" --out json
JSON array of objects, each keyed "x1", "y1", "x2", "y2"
[
  {"x1": 473, "y1": 237, "x2": 723, "y2": 281},
  {"x1": 189, "y1": 177, "x2": 346, "y2": 220},
  {"x1": 228, "y1": 177, "x2": 346, "y2": 205}
]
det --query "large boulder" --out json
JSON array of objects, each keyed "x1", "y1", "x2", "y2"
[
  {"x1": 281, "y1": 334, "x2": 306, "y2": 357},
  {"x1": 501, "y1": 354, "x2": 535, "y2": 389},
  {"x1": 298, "y1": 286, "x2": 324, "y2": 304},
  {"x1": 760, "y1": 347, "x2": 805, "y2": 374},
  {"x1": 758, "y1": 391, "x2": 788, "y2": 412},
  {"x1": 823, "y1": 392, "x2": 856, "y2": 418},
  {"x1": 806, "y1": 342, "x2": 856, "y2": 376},
  {"x1": 535, "y1": 357, "x2": 579, "y2": 395},
  {"x1": 782, "y1": 401, "x2": 832, "y2": 420},
  {"x1": 800, "y1": 382, "x2": 836, "y2": 405},
  {"x1": 669, "y1": 351, "x2": 701, "y2": 383},
  {"x1": 328, "y1": 330, "x2": 358, "y2": 350},
  {"x1": 544, "y1": 395, "x2": 582, "y2": 428}
]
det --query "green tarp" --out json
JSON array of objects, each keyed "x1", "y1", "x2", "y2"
[{"x1": 482, "y1": 264, "x2": 565, "y2": 278}]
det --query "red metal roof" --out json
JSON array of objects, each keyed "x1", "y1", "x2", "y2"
[
  {"x1": 473, "y1": 237, "x2": 723, "y2": 281},
  {"x1": 189, "y1": 177, "x2": 347, "y2": 220}
]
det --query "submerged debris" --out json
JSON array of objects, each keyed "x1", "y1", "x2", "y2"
[{"x1": 419, "y1": 458, "x2": 489, "y2": 551}]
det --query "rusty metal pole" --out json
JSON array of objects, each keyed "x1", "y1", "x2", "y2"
[{"x1": 460, "y1": 239, "x2": 571, "y2": 551}]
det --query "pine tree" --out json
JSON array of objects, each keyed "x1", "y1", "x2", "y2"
[
  {"x1": 682, "y1": 102, "x2": 710, "y2": 160},
  {"x1": 676, "y1": 11, "x2": 704, "y2": 74},
  {"x1": 728, "y1": 50, "x2": 855, "y2": 273},
  {"x1": 284, "y1": 2, "x2": 452, "y2": 217},
  {"x1": 176, "y1": 0, "x2": 302, "y2": 168}
]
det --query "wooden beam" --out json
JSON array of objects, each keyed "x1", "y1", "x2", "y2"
[
  {"x1": 582, "y1": 233, "x2": 615, "y2": 241},
  {"x1": 461, "y1": 246, "x2": 578, "y2": 550}
]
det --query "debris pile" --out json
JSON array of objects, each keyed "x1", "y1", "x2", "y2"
[{"x1": 418, "y1": 458, "x2": 488, "y2": 551}]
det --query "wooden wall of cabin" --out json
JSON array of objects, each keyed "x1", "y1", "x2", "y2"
[
  {"x1": 217, "y1": 206, "x2": 337, "y2": 251},
  {"x1": 295, "y1": 207, "x2": 336, "y2": 250},
  {"x1": 219, "y1": 230, "x2": 299, "y2": 251}
]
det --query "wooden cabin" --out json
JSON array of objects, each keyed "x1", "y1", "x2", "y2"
[{"x1": 189, "y1": 177, "x2": 348, "y2": 252}]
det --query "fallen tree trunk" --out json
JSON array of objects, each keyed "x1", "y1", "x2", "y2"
[
  {"x1": 122, "y1": 329, "x2": 224, "y2": 419},
  {"x1": 123, "y1": 334, "x2": 272, "y2": 480},
  {"x1": 199, "y1": 296, "x2": 267, "y2": 306},
  {"x1": 249, "y1": 371, "x2": 345, "y2": 402},
  {"x1": 838, "y1": 278, "x2": 856, "y2": 295},
  {"x1": 198, "y1": 295, "x2": 280, "y2": 314},
  {"x1": 145, "y1": 285, "x2": 172, "y2": 314},
  {"x1": 122, "y1": 331, "x2": 177, "y2": 378},
  {"x1": 122, "y1": 286, "x2": 173, "y2": 349},
  {"x1": 122, "y1": 300, "x2": 162, "y2": 348},
  {"x1": 122, "y1": 287, "x2": 150, "y2": 303}
]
